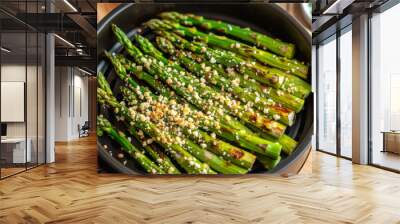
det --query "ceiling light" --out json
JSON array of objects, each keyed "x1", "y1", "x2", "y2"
[
  {"x1": 78, "y1": 67, "x2": 93, "y2": 76},
  {"x1": 322, "y1": 0, "x2": 354, "y2": 15},
  {"x1": 1, "y1": 47, "x2": 11, "y2": 53},
  {"x1": 54, "y1": 34, "x2": 75, "y2": 48},
  {"x1": 323, "y1": 0, "x2": 341, "y2": 14},
  {"x1": 63, "y1": 0, "x2": 78, "y2": 12}
]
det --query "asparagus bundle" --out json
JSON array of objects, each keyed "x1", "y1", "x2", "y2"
[
  {"x1": 119, "y1": 86, "x2": 249, "y2": 174},
  {"x1": 154, "y1": 36, "x2": 303, "y2": 115},
  {"x1": 159, "y1": 12, "x2": 296, "y2": 58},
  {"x1": 127, "y1": 127, "x2": 181, "y2": 174},
  {"x1": 97, "y1": 115, "x2": 165, "y2": 174},
  {"x1": 112, "y1": 24, "x2": 301, "y2": 154},
  {"x1": 112, "y1": 24, "x2": 286, "y2": 139},
  {"x1": 104, "y1": 51, "x2": 278, "y2": 162},
  {"x1": 128, "y1": 33, "x2": 299, "y2": 154},
  {"x1": 102, "y1": 54, "x2": 283, "y2": 171},
  {"x1": 112, "y1": 53, "x2": 296, "y2": 155},
  {"x1": 150, "y1": 28, "x2": 311, "y2": 99},
  {"x1": 98, "y1": 73, "x2": 216, "y2": 174},
  {"x1": 134, "y1": 34, "x2": 297, "y2": 124},
  {"x1": 119, "y1": 83, "x2": 258, "y2": 168},
  {"x1": 106, "y1": 52, "x2": 282, "y2": 155},
  {"x1": 144, "y1": 19, "x2": 309, "y2": 79},
  {"x1": 98, "y1": 12, "x2": 311, "y2": 174}
]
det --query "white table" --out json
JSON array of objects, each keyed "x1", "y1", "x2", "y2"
[{"x1": 1, "y1": 138, "x2": 31, "y2": 163}]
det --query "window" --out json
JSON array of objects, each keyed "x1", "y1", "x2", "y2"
[
  {"x1": 339, "y1": 28, "x2": 352, "y2": 158},
  {"x1": 317, "y1": 36, "x2": 337, "y2": 154},
  {"x1": 370, "y1": 3, "x2": 400, "y2": 171}
]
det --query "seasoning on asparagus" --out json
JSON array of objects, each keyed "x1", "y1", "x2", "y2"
[
  {"x1": 155, "y1": 35, "x2": 302, "y2": 118},
  {"x1": 151, "y1": 29, "x2": 311, "y2": 99},
  {"x1": 97, "y1": 115, "x2": 165, "y2": 174},
  {"x1": 128, "y1": 127, "x2": 181, "y2": 174},
  {"x1": 119, "y1": 85, "x2": 257, "y2": 169},
  {"x1": 159, "y1": 11, "x2": 296, "y2": 58},
  {"x1": 111, "y1": 24, "x2": 286, "y2": 140},
  {"x1": 105, "y1": 51, "x2": 278, "y2": 162},
  {"x1": 145, "y1": 19, "x2": 309, "y2": 79},
  {"x1": 98, "y1": 73, "x2": 216, "y2": 174}
]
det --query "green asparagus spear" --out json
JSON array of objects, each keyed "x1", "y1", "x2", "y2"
[
  {"x1": 127, "y1": 127, "x2": 181, "y2": 174},
  {"x1": 256, "y1": 154, "x2": 282, "y2": 170},
  {"x1": 145, "y1": 19, "x2": 309, "y2": 79},
  {"x1": 159, "y1": 11, "x2": 296, "y2": 58},
  {"x1": 97, "y1": 115, "x2": 165, "y2": 174}
]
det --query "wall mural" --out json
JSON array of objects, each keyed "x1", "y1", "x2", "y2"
[{"x1": 96, "y1": 3, "x2": 313, "y2": 175}]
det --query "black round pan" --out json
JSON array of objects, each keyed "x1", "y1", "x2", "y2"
[{"x1": 97, "y1": 3, "x2": 313, "y2": 175}]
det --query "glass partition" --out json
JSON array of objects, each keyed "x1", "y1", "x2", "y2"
[
  {"x1": 339, "y1": 28, "x2": 352, "y2": 158},
  {"x1": 370, "y1": 4, "x2": 400, "y2": 171},
  {"x1": 317, "y1": 36, "x2": 337, "y2": 154},
  {"x1": 0, "y1": 1, "x2": 46, "y2": 179},
  {"x1": 1, "y1": 31, "x2": 28, "y2": 177}
]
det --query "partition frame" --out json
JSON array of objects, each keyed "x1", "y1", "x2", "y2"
[{"x1": 314, "y1": 24, "x2": 353, "y2": 161}]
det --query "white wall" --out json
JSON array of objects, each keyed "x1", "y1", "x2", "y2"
[
  {"x1": 54, "y1": 67, "x2": 89, "y2": 141},
  {"x1": 1, "y1": 65, "x2": 26, "y2": 141},
  {"x1": 1, "y1": 64, "x2": 45, "y2": 164},
  {"x1": 1, "y1": 65, "x2": 37, "y2": 138},
  {"x1": 55, "y1": 66, "x2": 69, "y2": 141}
]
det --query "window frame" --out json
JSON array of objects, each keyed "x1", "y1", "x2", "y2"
[{"x1": 314, "y1": 24, "x2": 353, "y2": 161}]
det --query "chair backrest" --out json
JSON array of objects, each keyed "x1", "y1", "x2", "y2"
[{"x1": 82, "y1": 121, "x2": 90, "y2": 129}]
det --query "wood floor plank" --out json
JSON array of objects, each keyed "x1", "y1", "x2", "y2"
[{"x1": 0, "y1": 135, "x2": 399, "y2": 224}]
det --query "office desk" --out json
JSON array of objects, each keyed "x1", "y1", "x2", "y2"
[
  {"x1": 1, "y1": 138, "x2": 31, "y2": 164},
  {"x1": 382, "y1": 131, "x2": 400, "y2": 154}
]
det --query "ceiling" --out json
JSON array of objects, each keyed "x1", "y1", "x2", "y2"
[
  {"x1": 0, "y1": 0, "x2": 100, "y2": 74},
  {"x1": 312, "y1": 0, "x2": 391, "y2": 44}
]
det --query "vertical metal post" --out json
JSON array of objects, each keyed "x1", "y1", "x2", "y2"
[
  {"x1": 336, "y1": 29, "x2": 341, "y2": 157},
  {"x1": 367, "y1": 11, "x2": 373, "y2": 165},
  {"x1": 0, "y1": 18, "x2": 2, "y2": 179},
  {"x1": 315, "y1": 45, "x2": 320, "y2": 150},
  {"x1": 36, "y1": 0, "x2": 39, "y2": 167},
  {"x1": 25, "y1": 0, "x2": 28, "y2": 171}
]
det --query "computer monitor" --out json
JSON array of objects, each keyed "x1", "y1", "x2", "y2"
[{"x1": 1, "y1": 123, "x2": 7, "y2": 137}]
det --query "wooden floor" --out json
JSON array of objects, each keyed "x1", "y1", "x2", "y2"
[
  {"x1": 1, "y1": 167, "x2": 26, "y2": 178},
  {"x1": 372, "y1": 150, "x2": 400, "y2": 171},
  {"x1": 0, "y1": 136, "x2": 399, "y2": 224}
]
